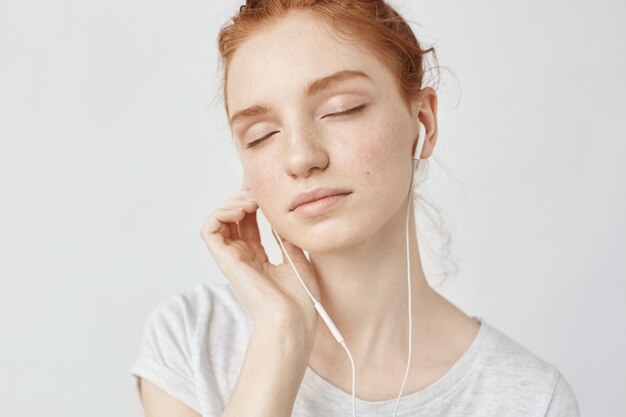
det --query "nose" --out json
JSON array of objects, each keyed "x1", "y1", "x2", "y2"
[{"x1": 283, "y1": 122, "x2": 329, "y2": 179}]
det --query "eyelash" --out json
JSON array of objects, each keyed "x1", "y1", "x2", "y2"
[{"x1": 245, "y1": 104, "x2": 367, "y2": 149}]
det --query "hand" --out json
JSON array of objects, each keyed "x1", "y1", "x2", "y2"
[{"x1": 200, "y1": 177, "x2": 320, "y2": 340}]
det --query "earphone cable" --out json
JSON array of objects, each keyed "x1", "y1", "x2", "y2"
[{"x1": 391, "y1": 156, "x2": 419, "y2": 417}]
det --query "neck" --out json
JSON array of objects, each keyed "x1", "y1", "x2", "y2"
[{"x1": 307, "y1": 193, "x2": 437, "y2": 364}]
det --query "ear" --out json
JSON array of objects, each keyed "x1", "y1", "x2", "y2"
[{"x1": 411, "y1": 87, "x2": 438, "y2": 160}]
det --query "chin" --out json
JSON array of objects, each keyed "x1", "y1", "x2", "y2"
[{"x1": 292, "y1": 220, "x2": 373, "y2": 254}]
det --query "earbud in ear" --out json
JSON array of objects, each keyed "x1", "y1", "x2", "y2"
[{"x1": 414, "y1": 123, "x2": 426, "y2": 161}]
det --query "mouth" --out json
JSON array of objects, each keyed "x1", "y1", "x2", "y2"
[
  {"x1": 289, "y1": 188, "x2": 353, "y2": 211},
  {"x1": 290, "y1": 192, "x2": 352, "y2": 218}
]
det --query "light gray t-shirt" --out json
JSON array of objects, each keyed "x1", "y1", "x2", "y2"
[{"x1": 130, "y1": 281, "x2": 580, "y2": 417}]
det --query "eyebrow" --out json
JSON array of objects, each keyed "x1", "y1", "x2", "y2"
[{"x1": 229, "y1": 69, "x2": 372, "y2": 126}]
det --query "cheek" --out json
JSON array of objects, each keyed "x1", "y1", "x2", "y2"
[
  {"x1": 353, "y1": 118, "x2": 405, "y2": 183},
  {"x1": 245, "y1": 165, "x2": 283, "y2": 211}
]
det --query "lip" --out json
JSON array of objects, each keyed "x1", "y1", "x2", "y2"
[
  {"x1": 291, "y1": 193, "x2": 351, "y2": 218},
  {"x1": 289, "y1": 188, "x2": 353, "y2": 212}
]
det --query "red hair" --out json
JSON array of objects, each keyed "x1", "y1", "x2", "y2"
[{"x1": 217, "y1": 0, "x2": 440, "y2": 119}]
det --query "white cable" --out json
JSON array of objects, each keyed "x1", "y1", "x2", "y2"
[
  {"x1": 270, "y1": 228, "x2": 346, "y2": 344},
  {"x1": 271, "y1": 124, "x2": 426, "y2": 417},
  {"x1": 391, "y1": 123, "x2": 425, "y2": 416},
  {"x1": 392, "y1": 155, "x2": 419, "y2": 417}
]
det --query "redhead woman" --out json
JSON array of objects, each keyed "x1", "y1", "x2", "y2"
[{"x1": 131, "y1": 1, "x2": 580, "y2": 416}]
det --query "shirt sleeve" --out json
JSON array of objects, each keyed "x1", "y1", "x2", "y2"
[
  {"x1": 130, "y1": 293, "x2": 201, "y2": 413},
  {"x1": 544, "y1": 370, "x2": 581, "y2": 417}
]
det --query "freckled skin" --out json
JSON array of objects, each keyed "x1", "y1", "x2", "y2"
[{"x1": 226, "y1": 10, "x2": 435, "y2": 252}]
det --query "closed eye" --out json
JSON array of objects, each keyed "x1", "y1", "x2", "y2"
[
  {"x1": 246, "y1": 130, "x2": 279, "y2": 149},
  {"x1": 323, "y1": 103, "x2": 367, "y2": 119},
  {"x1": 245, "y1": 104, "x2": 367, "y2": 148}
]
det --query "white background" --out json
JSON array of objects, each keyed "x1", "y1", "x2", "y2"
[{"x1": 0, "y1": 0, "x2": 624, "y2": 416}]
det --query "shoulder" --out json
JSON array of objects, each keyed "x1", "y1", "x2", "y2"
[
  {"x1": 131, "y1": 281, "x2": 254, "y2": 413},
  {"x1": 474, "y1": 320, "x2": 580, "y2": 416},
  {"x1": 149, "y1": 281, "x2": 254, "y2": 341},
  {"x1": 483, "y1": 323, "x2": 557, "y2": 378},
  {"x1": 544, "y1": 370, "x2": 580, "y2": 416}
]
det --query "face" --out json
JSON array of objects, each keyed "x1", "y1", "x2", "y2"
[{"x1": 226, "y1": 10, "x2": 431, "y2": 252}]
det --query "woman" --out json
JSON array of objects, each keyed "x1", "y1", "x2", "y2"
[{"x1": 130, "y1": 1, "x2": 580, "y2": 416}]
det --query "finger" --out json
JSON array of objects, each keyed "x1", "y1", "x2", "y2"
[
  {"x1": 232, "y1": 191, "x2": 256, "y2": 202},
  {"x1": 201, "y1": 207, "x2": 248, "y2": 241},
  {"x1": 218, "y1": 199, "x2": 260, "y2": 242},
  {"x1": 238, "y1": 203, "x2": 262, "y2": 242},
  {"x1": 209, "y1": 198, "x2": 257, "y2": 242},
  {"x1": 221, "y1": 198, "x2": 258, "y2": 211},
  {"x1": 230, "y1": 214, "x2": 240, "y2": 240}
]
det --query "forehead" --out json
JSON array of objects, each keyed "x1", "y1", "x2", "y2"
[{"x1": 225, "y1": 11, "x2": 390, "y2": 118}]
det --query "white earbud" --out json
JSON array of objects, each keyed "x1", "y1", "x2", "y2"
[{"x1": 414, "y1": 122, "x2": 426, "y2": 162}]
